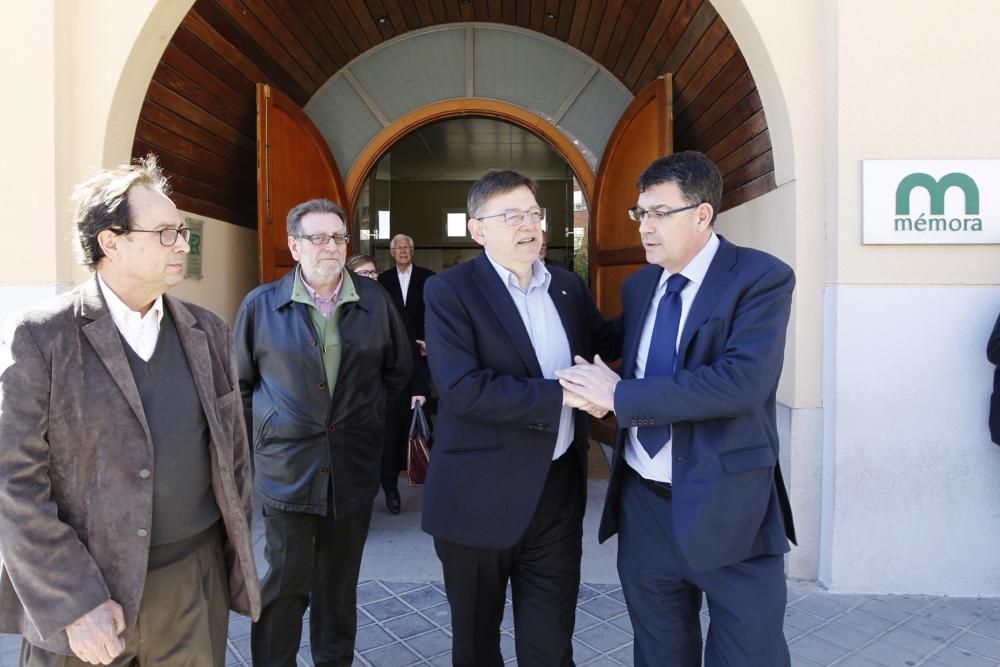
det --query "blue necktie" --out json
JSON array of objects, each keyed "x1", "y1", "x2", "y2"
[{"x1": 637, "y1": 273, "x2": 689, "y2": 458}]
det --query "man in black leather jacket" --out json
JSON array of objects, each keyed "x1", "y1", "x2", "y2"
[{"x1": 235, "y1": 198, "x2": 411, "y2": 667}]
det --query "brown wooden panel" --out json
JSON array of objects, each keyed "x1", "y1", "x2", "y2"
[
  {"x1": 257, "y1": 83, "x2": 348, "y2": 283},
  {"x1": 190, "y1": 1, "x2": 310, "y2": 104},
  {"x1": 213, "y1": 0, "x2": 319, "y2": 92},
  {"x1": 567, "y1": 0, "x2": 591, "y2": 47},
  {"x1": 146, "y1": 82, "x2": 254, "y2": 150},
  {"x1": 169, "y1": 26, "x2": 254, "y2": 100},
  {"x1": 602, "y1": 0, "x2": 641, "y2": 68},
  {"x1": 171, "y1": 191, "x2": 252, "y2": 229},
  {"x1": 501, "y1": 0, "x2": 516, "y2": 24},
  {"x1": 249, "y1": 0, "x2": 328, "y2": 82},
  {"x1": 515, "y1": 0, "x2": 531, "y2": 27},
  {"x1": 673, "y1": 22, "x2": 734, "y2": 117},
  {"x1": 715, "y1": 128, "x2": 771, "y2": 177},
  {"x1": 529, "y1": 0, "x2": 547, "y2": 33},
  {"x1": 592, "y1": 75, "x2": 671, "y2": 316},
  {"x1": 706, "y1": 109, "x2": 767, "y2": 164},
  {"x1": 555, "y1": 0, "x2": 574, "y2": 41},
  {"x1": 136, "y1": 120, "x2": 243, "y2": 176},
  {"x1": 311, "y1": 2, "x2": 363, "y2": 60},
  {"x1": 347, "y1": 0, "x2": 386, "y2": 46},
  {"x1": 161, "y1": 43, "x2": 246, "y2": 109},
  {"x1": 154, "y1": 61, "x2": 250, "y2": 131},
  {"x1": 184, "y1": 11, "x2": 275, "y2": 87},
  {"x1": 679, "y1": 89, "x2": 761, "y2": 154},
  {"x1": 721, "y1": 170, "x2": 776, "y2": 211},
  {"x1": 673, "y1": 15, "x2": 726, "y2": 91},
  {"x1": 674, "y1": 55, "x2": 750, "y2": 137},
  {"x1": 427, "y1": 0, "x2": 448, "y2": 22},
  {"x1": 722, "y1": 149, "x2": 773, "y2": 191},
  {"x1": 656, "y1": 0, "x2": 715, "y2": 79},
  {"x1": 590, "y1": 1, "x2": 621, "y2": 63},
  {"x1": 268, "y1": 0, "x2": 342, "y2": 71},
  {"x1": 133, "y1": 138, "x2": 244, "y2": 198},
  {"x1": 580, "y1": 1, "x2": 605, "y2": 53},
  {"x1": 160, "y1": 167, "x2": 254, "y2": 215},
  {"x1": 141, "y1": 100, "x2": 253, "y2": 164},
  {"x1": 595, "y1": 263, "x2": 645, "y2": 318},
  {"x1": 541, "y1": 0, "x2": 560, "y2": 37},
  {"x1": 328, "y1": 1, "x2": 374, "y2": 53},
  {"x1": 609, "y1": 0, "x2": 660, "y2": 80},
  {"x1": 486, "y1": 0, "x2": 502, "y2": 22},
  {"x1": 413, "y1": 0, "x2": 435, "y2": 25},
  {"x1": 626, "y1": 0, "x2": 696, "y2": 90},
  {"x1": 370, "y1": 0, "x2": 409, "y2": 33}
]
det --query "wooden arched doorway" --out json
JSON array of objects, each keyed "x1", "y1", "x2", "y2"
[{"x1": 259, "y1": 77, "x2": 673, "y2": 320}]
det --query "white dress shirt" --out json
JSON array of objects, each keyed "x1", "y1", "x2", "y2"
[
  {"x1": 485, "y1": 254, "x2": 575, "y2": 460},
  {"x1": 97, "y1": 273, "x2": 164, "y2": 362},
  {"x1": 397, "y1": 265, "x2": 413, "y2": 305},
  {"x1": 624, "y1": 233, "x2": 720, "y2": 483}
]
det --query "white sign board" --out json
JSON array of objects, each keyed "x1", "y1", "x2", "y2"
[{"x1": 862, "y1": 159, "x2": 1000, "y2": 244}]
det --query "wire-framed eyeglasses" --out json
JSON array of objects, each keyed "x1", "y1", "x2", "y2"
[
  {"x1": 476, "y1": 208, "x2": 546, "y2": 226},
  {"x1": 627, "y1": 203, "x2": 700, "y2": 222},
  {"x1": 297, "y1": 233, "x2": 350, "y2": 246},
  {"x1": 110, "y1": 226, "x2": 192, "y2": 246}
]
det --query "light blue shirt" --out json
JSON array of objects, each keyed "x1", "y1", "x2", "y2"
[
  {"x1": 485, "y1": 254, "x2": 574, "y2": 460},
  {"x1": 624, "y1": 233, "x2": 720, "y2": 483}
]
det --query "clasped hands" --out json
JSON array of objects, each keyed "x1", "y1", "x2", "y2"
[{"x1": 557, "y1": 355, "x2": 620, "y2": 419}]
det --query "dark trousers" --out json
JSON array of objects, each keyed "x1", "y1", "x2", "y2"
[
  {"x1": 250, "y1": 501, "x2": 373, "y2": 667},
  {"x1": 617, "y1": 470, "x2": 790, "y2": 667},
  {"x1": 434, "y1": 448, "x2": 583, "y2": 667},
  {"x1": 21, "y1": 532, "x2": 229, "y2": 667},
  {"x1": 381, "y1": 393, "x2": 409, "y2": 494}
]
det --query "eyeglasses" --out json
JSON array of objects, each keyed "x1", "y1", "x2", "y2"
[
  {"x1": 111, "y1": 226, "x2": 191, "y2": 246},
  {"x1": 297, "y1": 233, "x2": 350, "y2": 246},
  {"x1": 476, "y1": 208, "x2": 546, "y2": 226},
  {"x1": 627, "y1": 203, "x2": 700, "y2": 222},
  {"x1": 355, "y1": 269, "x2": 379, "y2": 278}
]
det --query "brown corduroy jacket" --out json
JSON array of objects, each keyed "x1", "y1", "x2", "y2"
[{"x1": 0, "y1": 276, "x2": 260, "y2": 655}]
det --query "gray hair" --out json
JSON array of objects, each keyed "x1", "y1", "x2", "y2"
[
  {"x1": 390, "y1": 234, "x2": 414, "y2": 250},
  {"x1": 467, "y1": 170, "x2": 537, "y2": 219},
  {"x1": 72, "y1": 154, "x2": 170, "y2": 270},
  {"x1": 286, "y1": 198, "x2": 348, "y2": 237}
]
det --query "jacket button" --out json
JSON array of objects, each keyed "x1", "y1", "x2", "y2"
[
  {"x1": 138, "y1": 469, "x2": 151, "y2": 479},
  {"x1": 137, "y1": 529, "x2": 148, "y2": 537},
  {"x1": 328, "y1": 425, "x2": 336, "y2": 432},
  {"x1": 319, "y1": 467, "x2": 329, "y2": 474},
  {"x1": 308, "y1": 339, "x2": 317, "y2": 346},
  {"x1": 319, "y1": 382, "x2": 326, "y2": 389}
]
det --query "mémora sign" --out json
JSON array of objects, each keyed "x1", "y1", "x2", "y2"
[{"x1": 862, "y1": 160, "x2": 1000, "y2": 244}]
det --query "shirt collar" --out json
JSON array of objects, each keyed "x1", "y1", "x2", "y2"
[
  {"x1": 657, "y1": 232, "x2": 720, "y2": 291},
  {"x1": 397, "y1": 264, "x2": 413, "y2": 276},
  {"x1": 484, "y1": 252, "x2": 550, "y2": 293},
  {"x1": 96, "y1": 272, "x2": 164, "y2": 325},
  {"x1": 297, "y1": 266, "x2": 344, "y2": 306}
]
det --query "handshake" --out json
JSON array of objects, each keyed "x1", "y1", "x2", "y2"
[{"x1": 556, "y1": 354, "x2": 620, "y2": 419}]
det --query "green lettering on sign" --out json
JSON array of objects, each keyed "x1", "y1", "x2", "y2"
[{"x1": 895, "y1": 172, "x2": 980, "y2": 215}]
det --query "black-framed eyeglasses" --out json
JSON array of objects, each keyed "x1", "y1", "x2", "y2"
[
  {"x1": 297, "y1": 233, "x2": 350, "y2": 246},
  {"x1": 476, "y1": 208, "x2": 546, "y2": 226},
  {"x1": 355, "y1": 268, "x2": 379, "y2": 278},
  {"x1": 627, "y1": 203, "x2": 700, "y2": 222},
  {"x1": 110, "y1": 226, "x2": 191, "y2": 246}
]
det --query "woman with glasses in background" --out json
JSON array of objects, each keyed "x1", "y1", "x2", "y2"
[{"x1": 346, "y1": 254, "x2": 379, "y2": 280}]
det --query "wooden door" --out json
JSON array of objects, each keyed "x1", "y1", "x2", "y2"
[
  {"x1": 590, "y1": 75, "x2": 673, "y2": 317},
  {"x1": 256, "y1": 83, "x2": 348, "y2": 283}
]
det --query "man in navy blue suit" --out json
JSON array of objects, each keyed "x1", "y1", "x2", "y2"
[
  {"x1": 422, "y1": 170, "x2": 619, "y2": 666},
  {"x1": 558, "y1": 151, "x2": 796, "y2": 666}
]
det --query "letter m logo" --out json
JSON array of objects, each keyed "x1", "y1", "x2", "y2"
[{"x1": 895, "y1": 172, "x2": 980, "y2": 215}]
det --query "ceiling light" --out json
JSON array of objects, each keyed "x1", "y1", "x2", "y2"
[
  {"x1": 377, "y1": 16, "x2": 388, "y2": 24},
  {"x1": 546, "y1": 12, "x2": 557, "y2": 19}
]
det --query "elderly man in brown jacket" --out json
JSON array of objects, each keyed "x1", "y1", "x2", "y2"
[{"x1": 0, "y1": 157, "x2": 260, "y2": 666}]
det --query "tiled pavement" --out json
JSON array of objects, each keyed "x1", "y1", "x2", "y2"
[{"x1": 5, "y1": 479, "x2": 1000, "y2": 666}]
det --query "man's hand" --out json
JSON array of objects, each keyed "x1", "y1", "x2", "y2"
[
  {"x1": 66, "y1": 600, "x2": 126, "y2": 665},
  {"x1": 411, "y1": 395, "x2": 427, "y2": 408},
  {"x1": 416, "y1": 340, "x2": 427, "y2": 356},
  {"x1": 562, "y1": 386, "x2": 609, "y2": 419},
  {"x1": 557, "y1": 355, "x2": 620, "y2": 413}
]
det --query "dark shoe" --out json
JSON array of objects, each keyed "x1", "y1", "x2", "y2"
[{"x1": 386, "y1": 488, "x2": 401, "y2": 514}]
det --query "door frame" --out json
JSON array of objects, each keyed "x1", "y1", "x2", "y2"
[{"x1": 343, "y1": 99, "x2": 596, "y2": 216}]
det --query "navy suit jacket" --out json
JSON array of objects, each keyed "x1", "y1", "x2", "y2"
[
  {"x1": 598, "y1": 236, "x2": 796, "y2": 572},
  {"x1": 422, "y1": 253, "x2": 620, "y2": 549},
  {"x1": 379, "y1": 264, "x2": 434, "y2": 343}
]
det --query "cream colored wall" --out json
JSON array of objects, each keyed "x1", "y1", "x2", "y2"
[
  {"x1": 169, "y1": 215, "x2": 259, "y2": 325},
  {"x1": 832, "y1": 0, "x2": 1000, "y2": 286}
]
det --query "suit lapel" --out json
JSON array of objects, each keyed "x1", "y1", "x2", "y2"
[
  {"x1": 79, "y1": 277, "x2": 151, "y2": 440},
  {"x1": 547, "y1": 271, "x2": 582, "y2": 356},
  {"x1": 677, "y1": 236, "x2": 737, "y2": 362},
  {"x1": 168, "y1": 297, "x2": 225, "y2": 446},
  {"x1": 472, "y1": 253, "x2": 544, "y2": 378},
  {"x1": 623, "y1": 266, "x2": 663, "y2": 379}
]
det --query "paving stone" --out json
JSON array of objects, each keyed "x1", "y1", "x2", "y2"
[
  {"x1": 384, "y1": 612, "x2": 436, "y2": 639},
  {"x1": 400, "y1": 584, "x2": 448, "y2": 610},
  {"x1": 228, "y1": 614, "x2": 252, "y2": 639},
  {"x1": 881, "y1": 626, "x2": 942, "y2": 655},
  {"x1": 812, "y1": 622, "x2": 878, "y2": 651},
  {"x1": 783, "y1": 607, "x2": 827, "y2": 634},
  {"x1": 575, "y1": 607, "x2": 603, "y2": 632},
  {"x1": 357, "y1": 581, "x2": 394, "y2": 605},
  {"x1": 229, "y1": 635, "x2": 252, "y2": 662},
  {"x1": 406, "y1": 629, "x2": 452, "y2": 658},
  {"x1": 857, "y1": 598, "x2": 919, "y2": 624},
  {"x1": 225, "y1": 647, "x2": 244, "y2": 666},
  {"x1": 499, "y1": 633, "x2": 516, "y2": 661},
  {"x1": 355, "y1": 624, "x2": 396, "y2": 652},
  {"x1": 571, "y1": 637, "x2": 600, "y2": 663},
  {"x1": 835, "y1": 609, "x2": 897, "y2": 637},
  {"x1": 608, "y1": 644, "x2": 635, "y2": 667},
  {"x1": 903, "y1": 614, "x2": 962, "y2": 642},
  {"x1": 608, "y1": 612, "x2": 635, "y2": 634},
  {"x1": 574, "y1": 622, "x2": 634, "y2": 653},
  {"x1": 582, "y1": 657, "x2": 626, "y2": 667},
  {"x1": 792, "y1": 595, "x2": 852, "y2": 619},
  {"x1": 789, "y1": 634, "x2": 849, "y2": 664},
  {"x1": 833, "y1": 656, "x2": 883, "y2": 667},
  {"x1": 922, "y1": 602, "x2": 984, "y2": 629},
  {"x1": 578, "y1": 584, "x2": 601, "y2": 602},
  {"x1": 364, "y1": 597, "x2": 413, "y2": 622},
  {"x1": 362, "y1": 641, "x2": 422, "y2": 667},
  {"x1": 419, "y1": 601, "x2": 452, "y2": 627},
  {"x1": 951, "y1": 631, "x2": 1000, "y2": 660},
  {"x1": 928, "y1": 644, "x2": 997, "y2": 666},
  {"x1": 296, "y1": 649, "x2": 314, "y2": 666},
  {"x1": 856, "y1": 638, "x2": 924, "y2": 664},
  {"x1": 579, "y1": 595, "x2": 628, "y2": 620},
  {"x1": 382, "y1": 581, "x2": 426, "y2": 595}
]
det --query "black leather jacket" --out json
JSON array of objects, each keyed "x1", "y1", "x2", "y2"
[{"x1": 235, "y1": 268, "x2": 412, "y2": 516}]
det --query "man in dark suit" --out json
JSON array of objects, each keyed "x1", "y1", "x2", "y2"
[
  {"x1": 558, "y1": 151, "x2": 796, "y2": 666},
  {"x1": 987, "y1": 312, "x2": 1000, "y2": 444},
  {"x1": 422, "y1": 170, "x2": 619, "y2": 666},
  {"x1": 378, "y1": 234, "x2": 434, "y2": 513}
]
